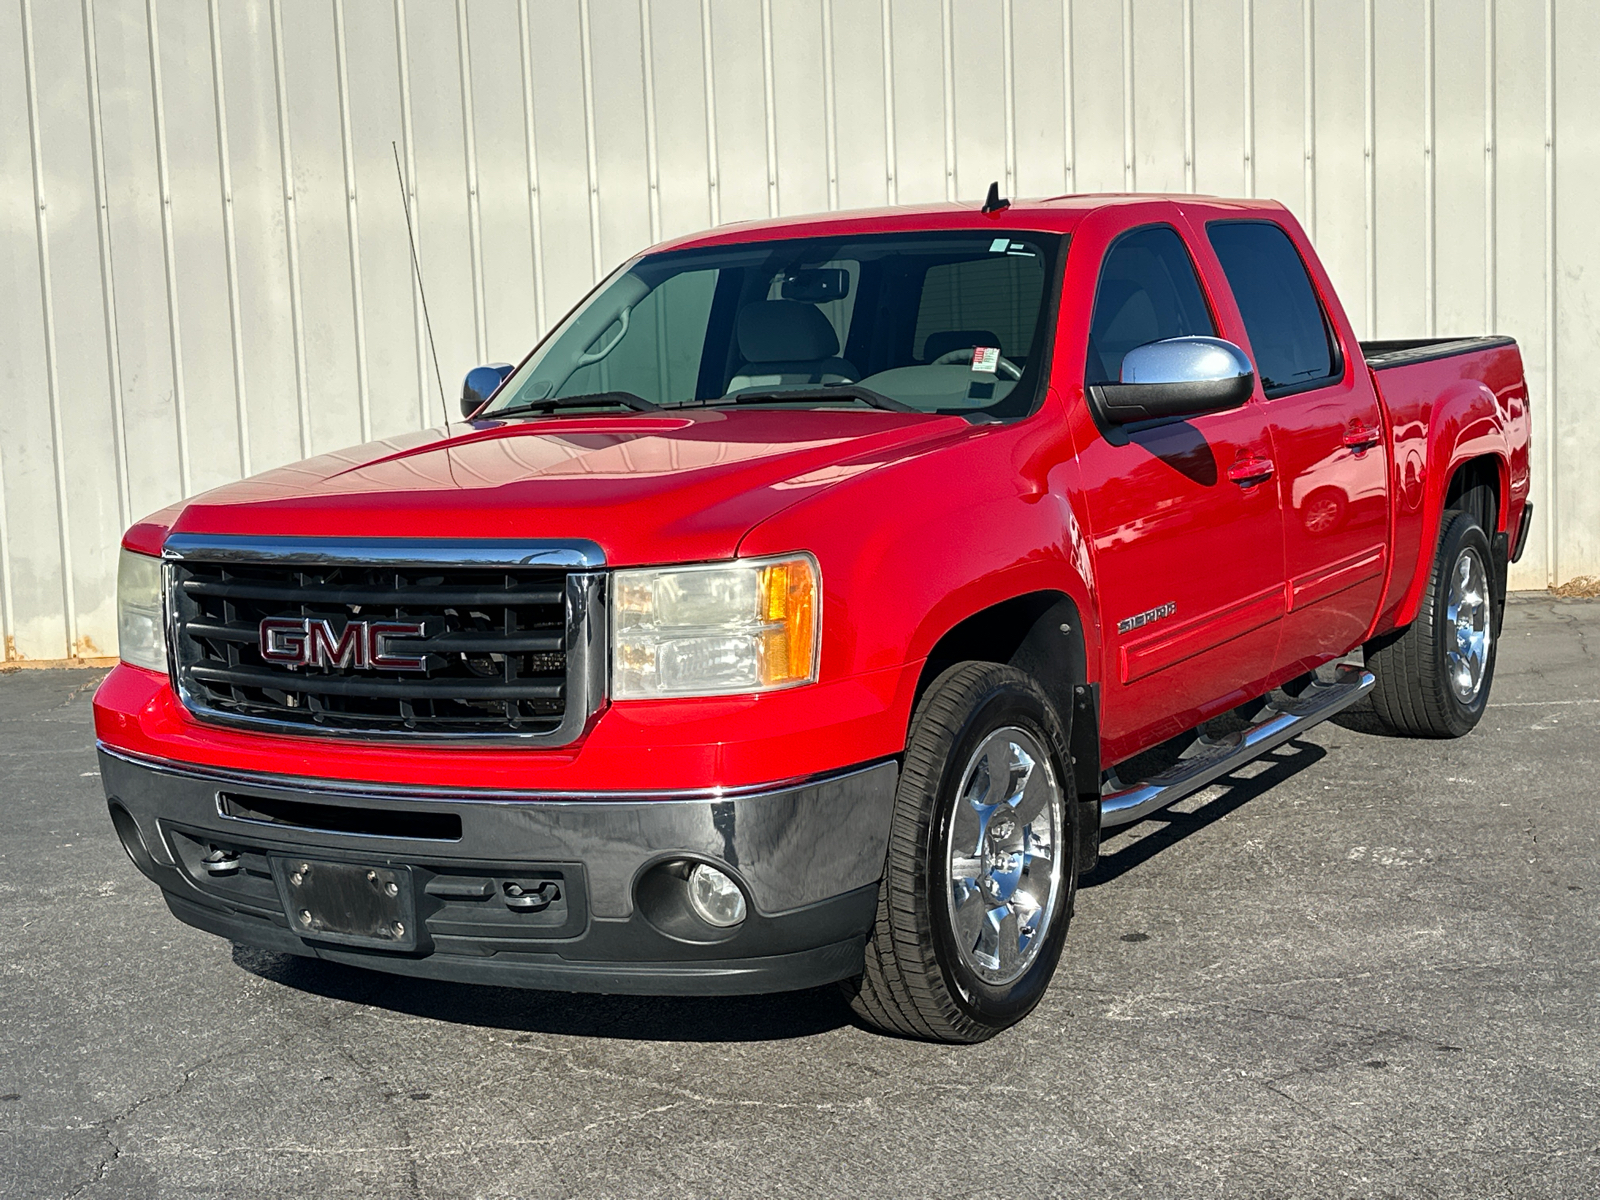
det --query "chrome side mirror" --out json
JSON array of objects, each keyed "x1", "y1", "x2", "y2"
[
  {"x1": 461, "y1": 363, "x2": 514, "y2": 418},
  {"x1": 1092, "y1": 336, "x2": 1255, "y2": 424}
]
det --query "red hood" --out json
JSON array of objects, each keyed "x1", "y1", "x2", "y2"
[{"x1": 166, "y1": 408, "x2": 968, "y2": 565}]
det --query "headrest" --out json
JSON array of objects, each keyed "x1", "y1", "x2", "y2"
[
  {"x1": 921, "y1": 329, "x2": 1002, "y2": 362},
  {"x1": 737, "y1": 301, "x2": 840, "y2": 363}
]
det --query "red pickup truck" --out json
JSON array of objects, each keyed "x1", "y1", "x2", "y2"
[{"x1": 97, "y1": 193, "x2": 1531, "y2": 1043}]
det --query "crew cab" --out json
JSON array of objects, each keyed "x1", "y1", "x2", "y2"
[{"x1": 97, "y1": 193, "x2": 1532, "y2": 1043}]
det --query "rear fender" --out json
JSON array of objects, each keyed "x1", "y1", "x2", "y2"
[{"x1": 1383, "y1": 377, "x2": 1509, "y2": 632}]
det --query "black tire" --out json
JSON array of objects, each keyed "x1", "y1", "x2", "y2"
[
  {"x1": 1366, "y1": 509, "x2": 1498, "y2": 738},
  {"x1": 841, "y1": 662, "x2": 1079, "y2": 1043}
]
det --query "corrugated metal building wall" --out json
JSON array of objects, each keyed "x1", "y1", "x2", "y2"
[{"x1": 1, "y1": 0, "x2": 1593, "y2": 662}]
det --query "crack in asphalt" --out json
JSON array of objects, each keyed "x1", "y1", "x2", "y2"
[
  {"x1": 50, "y1": 964, "x2": 401, "y2": 1199},
  {"x1": 58, "y1": 1046, "x2": 243, "y2": 1200}
]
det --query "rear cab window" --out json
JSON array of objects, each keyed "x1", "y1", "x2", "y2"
[{"x1": 1205, "y1": 221, "x2": 1342, "y2": 397}]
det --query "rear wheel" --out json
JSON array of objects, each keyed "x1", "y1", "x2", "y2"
[
  {"x1": 842, "y1": 663, "x2": 1078, "y2": 1043},
  {"x1": 1366, "y1": 509, "x2": 1497, "y2": 737}
]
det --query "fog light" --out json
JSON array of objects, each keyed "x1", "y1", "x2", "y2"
[{"x1": 686, "y1": 863, "x2": 747, "y2": 928}]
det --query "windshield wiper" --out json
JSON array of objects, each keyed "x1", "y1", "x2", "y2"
[
  {"x1": 490, "y1": 390, "x2": 663, "y2": 419},
  {"x1": 704, "y1": 385, "x2": 918, "y2": 413}
]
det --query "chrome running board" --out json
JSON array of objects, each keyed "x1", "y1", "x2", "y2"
[{"x1": 1100, "y1": 666, "x2": 1376, "y2": 829}]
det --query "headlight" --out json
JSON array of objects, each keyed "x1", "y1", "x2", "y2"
[
  {"x1": 612, "y1": 554, "x2": 819, "y2": 699},
  {"x1": 117, "y1": 549, "x2": 168, "y2": 673}
]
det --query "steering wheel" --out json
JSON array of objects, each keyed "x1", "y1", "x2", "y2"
[{"x1": 931, "y1": 347, "x2": 1023, "y2": 380}]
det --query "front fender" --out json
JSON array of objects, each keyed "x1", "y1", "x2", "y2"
[{"x1": 738, "y1": 414, "x2": 1098, "y2": 727}]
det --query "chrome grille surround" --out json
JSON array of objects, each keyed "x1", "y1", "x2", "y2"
[{"x1": 163, "y1": 535, "x2": 607, "y2": 745}]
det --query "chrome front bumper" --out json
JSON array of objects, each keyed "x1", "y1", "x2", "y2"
[{"x1": 99, "y1": 747, "x2": 898, "y2": 995}]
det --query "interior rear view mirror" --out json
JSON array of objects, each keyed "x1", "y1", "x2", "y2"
[
  {"x1": 780, "y1": 268, "x2": 850, "y2": 304},
  {"x1": 1091, "y1": 336, "x2": 1255, "y2": 424},
  {"x1": 461, "y1": 363, "x2": 515, "y2": 418}
]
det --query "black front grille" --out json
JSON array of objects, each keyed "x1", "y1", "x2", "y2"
[{"x1": 171, "y1": 559, "x2": 572, "y2": 737}]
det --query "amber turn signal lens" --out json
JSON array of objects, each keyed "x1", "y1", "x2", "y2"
[{"x1": 757, "y1": 558, "x2": 817, "y2": 686}]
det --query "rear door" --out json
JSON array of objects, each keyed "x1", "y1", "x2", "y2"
[
  {"x1": 1203, "y1": 218, "x2": 1390, "y2": 676},
  {"x1": 1067, "y1": 212, "x2": 1287, "y2": 766}
]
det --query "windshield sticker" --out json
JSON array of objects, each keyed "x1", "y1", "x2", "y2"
[
  {"x1": 971, "y1": 346, "x2": 1000, "y2": 374},
  {"x1": 989, "y1": 237, "x2": 1010, "y2": 253}
]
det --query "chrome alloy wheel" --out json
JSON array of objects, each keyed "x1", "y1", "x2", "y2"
[
  {"x1": 944, "y1": 727, "x2": 1065, "y2": 987},
  {"x1": 1446, "y1": 546, "x2": 1492, "y2": 703}
]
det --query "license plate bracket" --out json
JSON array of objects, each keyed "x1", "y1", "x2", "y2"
[{"x1": 272, "y1": 857, "x2": 417, "y2": 951}]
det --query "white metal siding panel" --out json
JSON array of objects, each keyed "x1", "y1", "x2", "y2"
[
  {"x1": 465, "y1": 1, "x2": 540, "y2": 362},
  {"x1": 888, "y1": 0, "x2": 953, "y2": 205},
  {"x1": 528, "y1": 2, "x2": 598, "y2": 311},
  {"x1": 770, "y1": 0, "x2": 829, "y2": 219},
  {"x1": 1129, "y1": 0, "x2": 1188, "y2": 198},
  {"x1": 1190, "y1": 0, "x2": 1247, "y2": 201},
  {"x1": 643, "y1": 1, "x2": 713, "y2": 242},
  {"x1": 2, "y1": 0, "x2": 1594, "y2": 660},
  {"x1": 706, "y1": 1, "x2": 769, "y2": 224},
  {"x1": 32, "y1": 0, "x2": 119, "y2": 658},
  {"x1": 1069, "y1": 0, "x2": 1126, "y2": 194},
  {"x1": 1009, "y1": 0, "x2": 1067, "y2": 199},
  {"x1": 826, "y1": 0, "x2": 890, "y2": 212},
  {"x1": 1492, "y1": 0, "x2": 1550, "y2": 584},
  {"x1": 1308, "y1": 0, "x2": 1369, "y2": 329},
  {"x1": 399, "y1": 0, "x2": 478, "y2": 429},
  {"x1": 215, "y1": 2, "x2": 298, "y2": 473},
  {"x1": 1553, "y1": 0, "x2": 1597, "y2": 581},
  {"x1": 342, "y1": 1, "x2": 422, "y2": 439},
  {"x1": 2, "y1": 0, "x2": 66, "y2": 662}
]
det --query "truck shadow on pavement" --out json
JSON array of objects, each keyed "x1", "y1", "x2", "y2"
[
  {"x1": 1083, "y1": 737, "x2": 1328, "y2": 888},
  {"x1": 229, "y1": 945, "x2": 853, "y2": 1042}
]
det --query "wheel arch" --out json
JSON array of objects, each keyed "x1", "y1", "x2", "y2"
[
  {"x1": 909, "y1": 589, "x2": 1103, "y2": 871},
  {"x1": 1443, "y1": 453, "x2": 1505, "y2": 534},
  {"x1": 911, "y1": 590, "x2": 1086, "y2": 728}
]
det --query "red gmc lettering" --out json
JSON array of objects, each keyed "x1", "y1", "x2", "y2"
[
  {"x1": 366, "y1": 622, "x2": 427, "y2": 671},
  {"x1": 258, "y1": 618, "x2": 425, "y2": 670},
  {"x1": 306, "y1": 619, "x2": 368, "y2": 669},
  {"x1": 259, "y1": 617, "x2": 309, "y2": 665}
]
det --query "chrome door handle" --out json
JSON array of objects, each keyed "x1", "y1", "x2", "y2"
[
  {"x1": 1227, "y1": 456, "x2": 1275, "y2": 486},
  {"x1": 1343, "y1": 425, "x2": 1382, "y2": 452}
]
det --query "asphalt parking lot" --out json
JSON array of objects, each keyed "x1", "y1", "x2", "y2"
[{"x1": 2, "y1": 593, "x2": 1596, "y2": 1199}]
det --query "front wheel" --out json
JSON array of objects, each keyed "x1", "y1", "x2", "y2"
[
  {"x1": 842, "y1": 663, "x2": 1078, "y2": 1043},
  {"x1": 1366, "y1": 509, "x2": 1498, "y2": 737}
]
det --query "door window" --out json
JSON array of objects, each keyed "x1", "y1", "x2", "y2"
[
  {"x1": 1086, "y1": 225, "x2": 1216, "y2": 385},
  {"x1": 1206, "y1": 221, "x2": 1339, "y2": 396}
]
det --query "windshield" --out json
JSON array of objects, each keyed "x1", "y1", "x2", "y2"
[{"x1": 484, "y1": 230, "x2": 1064, "y2": 420}]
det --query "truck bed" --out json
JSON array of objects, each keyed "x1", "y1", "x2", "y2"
[
  {"x1": 1360, "y1": 336, "x2": 1517, "y2": 371},
  {"x1": 1361, "y1": 334, "x2": 1530, "y2": 637}
]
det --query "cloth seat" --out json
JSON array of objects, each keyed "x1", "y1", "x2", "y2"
[{"x1": 727, "y1": 300, "x2": 858, "y2": 391}]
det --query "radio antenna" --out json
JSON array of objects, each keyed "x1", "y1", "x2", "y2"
[{"x1": 392, "y1": 141, "x2": 450, "y2": 428}]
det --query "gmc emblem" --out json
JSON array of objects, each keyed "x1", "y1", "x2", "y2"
[{"x1": 259, "y1": 617, "x2": 427, "y2": 671}]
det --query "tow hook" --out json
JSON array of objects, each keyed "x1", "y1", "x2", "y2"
[
  {"x1": 502, "y1": 880, "x2": 560, "y2": 912},
  {"x1": 201, "y1": 845, "x2": 241, "y2": 876}
]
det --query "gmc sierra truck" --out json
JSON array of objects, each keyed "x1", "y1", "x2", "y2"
[{"x1": 98, "y1": 193, "x2": 1532, "y2": 1043}]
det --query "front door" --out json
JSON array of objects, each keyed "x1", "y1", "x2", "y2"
[
  {"x1": 1204, "y1": 219, "x2": 1390, "y2": 676},
  {"x1": 1068, "y1": 218, "x2": 1287, "y2": 767}
]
